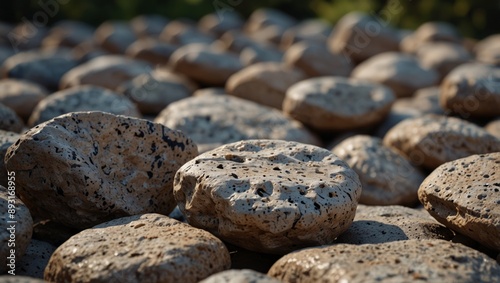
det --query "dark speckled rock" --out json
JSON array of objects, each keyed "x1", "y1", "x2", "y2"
[
  {"x1": 5, "y1": 111, "x2": 198, "y2": 229},
  {"x1": 0, "y1": 103, "x2": 24, "y2": 133},
  {"x1": 18, "y1": 239, "x2": 56, "y2": 278},
  {"x1": 0, "y1": 130, "x2": 20, "y2": 188}
]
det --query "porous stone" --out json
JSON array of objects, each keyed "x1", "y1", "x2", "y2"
[
  {"x1": 352, "y1": 52, "x2": 439, "y2": 97},
  {"x1": 336, "y1": 205, "x2": 454, "y2": 244},
  {"x1": 485, "y1": 118, "x2": 500, "y2": 138},
  {"x1": 332, "y1": 135, "x2": 425, "y2": 206},
  {"x1": 0, "y1": 276, "x2": 45, "y2": 283},
  {"x1": 283, "y1": 76, "x2": 395, "y2": 131},
  {"x1": 0, "y1": 186, "x2": 33, "y2": 274},
  {"x1": 383, "y1": 114, "x2": 500, "y2": 169},
  {"x1": 117, "y1": 69, "x2": 196, "y2": 115},
  {"x1": 0, "y1": 103, "x2": 24, "y2": 133},
  {"x1": 226, "y1": 62, "x2": 305, "y2": 109},
  {"x1": 1, "y1": 49, "x2": 78, "y2": 90},
  {"x1": 169, "y1": 45, "x2": 243, "y2": 86},
  {"x1": 400, "y1": 21, "x2": 462, "y2": 54},
  {"x1": 0, "y1": 79, "x2": 48, "y2": 121},
  {"x1": 60, "y1": 55, "x2": 151, "y2": 91},
  {"x1": 0, "y1": 130, "x2": 20, "y2": 188},
  {"x1": 284, "y1": 41, "x2": 352, "y2": 78},
  {"x1": 418, "y1": 153, "x2": 500, "y2": 251},
  {"x1": 125, "y1": 38, "x2": 177, "y2": 65},
  {"x1": 475, "y1": 34, "x2": 500, "y2": 65},
  {"x1": 28, "y1": 85, "x2": 141, "y2": 127},
  {"x1": 155, "y1": 95, "x2": 321, "y2": 153},
  {"x1": 44, "y1": 214, "x2": 231, "y2": 283},
  {"x1": 94, "y1": 21, "x2": 138, "y2": 54},
  {"x1": 268, "y1": 239, "x2": 500, "y2": 283},
  {"x1": 18, "y1": 239, "x2": 56, "y2": 278},
  {"x1": 416, "y1": 42, "x2": 472, "y2": 81},
  {"x1": 5, "y1": 111, "x2": 198, "y2": 229},
  {"x1": 174, "y1": 139, "x2": 362, "y2": 254},
  {"x1": 200, "y1": 269, "x2": 281, "y2": 283},
  {"x1": 440, "y1": 62, "x2": 500, "y2": 117}
]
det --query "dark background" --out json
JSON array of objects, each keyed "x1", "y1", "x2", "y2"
[{"x1": 1, "y1": 0, "x2": 499, "y2": 39}]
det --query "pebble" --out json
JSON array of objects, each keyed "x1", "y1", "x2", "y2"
[
  {"x1": 198, "y1": 12, "x2": 244, "y2": 36},
  {"x1": 130, "y1": 14, "x2": 169, "y2": 37},
  {"x1": 0, "y1": 79, "x2": 48, "y2": 121},
  {"x1": 0, "y1": 276, "x2": 45, "y2": 283},
  {"x1": 200, "y1": 269, "x2": 281, "y2": 283},
  {"x1": 18, "y1": 239, "x2": 56, "y2": 278},
  {"x1": 44, "y1": 214, "x2": 231, "y2": 283},
  {"x1": 475, "y1": 34, "x2": 500, "y2": 65},
  {"x1": 94, "y1": 21, "x2": 138, "y2": 54},
  {"x1": 400, "y1": 21, "x2": 462, "y2": 54},
  {"x1": 160, "y1": 20, "x2": 215, "y2": 46},
  {"x1": 125, "y1": 38, "x2": 177, "y2": 65},
  {"x1": 416, "y1": 42, "x2": 472, "y2": 81},
  {"x1": 0, "y1": 103, "x2": 24, "y2": 133},
  {"x1": 5, "y1": 111, "x2": 197, "y2": 229},
  {"x1": 41, "y1": 20, "x2": 94, "y2": 49},
  {"x1": 174, "y1": 139, "x2": 362, "y2": 254},
  {"x1": 280, "y1": 19, "x2": 330, "y2": 48},
  {"x1": 0, "y1": 130, "x2": 20, "y2": 188}
]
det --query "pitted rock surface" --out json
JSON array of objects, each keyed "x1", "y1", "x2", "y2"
[
  {"x1": 28, "y1": 85, "x2": 141, "y2": 127},
  {"x1": 383, "y1": 114, "x2": 500, "y2": 170},
  {"x1": 155, "y1": 95, "x2": 321, "y2": 153},
  {"x1": 0, "y1": 130, "x2": 20, "y2": 188},
  {"x1": 200, "y1": 269, "x2": 281, "y2": 283},
  {"x1": 0, "y1": 186, "x2": 33, "y2": 274},
  {"x1": 440, "y1": 62, "x2": 500, "y2": 117},
  {"x1": 336, "y1": 205, "x2": 454, "y2": 244},
  {"x1": 226, "y1": 62, "x2": 305, "y2": 109},
  {"x1": 174, "y1": 139, "x2": 362, "y2": 254},
  {"x1": 0, "y1": 79, "x2": 48, "y2": 121},
  {"x1": 352, "y1": 52, "x2": 439, "y2": 97},
  {"x1": 332, "y1": 135, "x2": 425, "y2": 206},
  {"x1": 5, "y1": 111, "x2": 198, "y2": 229},
  {"x1": 283, "y1": 76, "x2": 395, "y2": 131},
  {"x1": 0, "y1": 103, "x2": 24, "y2": 132},
  {"x1": 18, "y1": 239, "x2": 56, "y2": 278},
  {"x1": 44, "y1": 214, "x2": 231, "y2": 283},
  {"x1": 268, "y1": 239, "x2": 500, "y2": 283},
  {"x1": 418, "y1": 153, "x2": 500, "y2": 251}
]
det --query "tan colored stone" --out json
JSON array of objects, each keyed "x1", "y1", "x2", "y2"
[
  {"x1": 160, "y1": 20, "x2": 215, "y2": 46},
  {"x1": 45, "y1": 214, "x2": 230, "y2": 283},
  {"x1": 5, "y1": 111, "x2": 197, "y2": 229},
  {"x1": 485, "y1": 118, "x2": 500, "y2": 138},
  {"x1": 283, "y1": 76, "x2": 395, "y2": 131},
  {"x1": 475, "y1": 34, "x2": 500, "y2": 65},
  {"x1": 417, "y1": 42, "x2": 472, "y2": 81},
  {"x1": 226, "y1": 62, "x2": 305, "y2": 109},
  {"x1": 268, "y1": 239, "x2": 500, "y2": 283},
  {"x1": 94, "y1": 21, "x2": 137, "y2": 54},
  {"x1": 155, "y1": 95, "x2": 320, "y2": 153},
  {"x1": 18, "y1": 239, "x2": 56, "y2": 278},
  {"x1": 0, "y1": 79, "x2": 48, "y2": 121},
  {"x1": 280, "y1": 19, "x2": 330, "y2": 48},
  {"x1": 0, "y1": 276, "x2": 45, "y2": 283},
  {"x1": 200, "y1": 269, "x2": 281, "y2": 283},
  {"x1": 383, "y1": 114, "x2": 500, "y2": 169},
  {"x1": 245, "y1": 8, "x2": 296, "y2": 41},
  {"x1": 198, "y1": 12, "x2": 244, "y2": 36},
  {"x1": 332, "y1": 135, "x2": 425, "y2": 206},
  {"x1": 125, "y1": 38, "x2": 176, "y2": 65},
  {"x1": 400, "y1": 21, "x2": 462, "y2": 54},
  {"x1": 174, "y1": 139, "x2": 361, "y2": 254},
  {"x1": 0, "y1": 103, "x2": 24, "y2": 133},
  {"x1": 418, "y1": 153, "x2": 500, "y2": 251}
]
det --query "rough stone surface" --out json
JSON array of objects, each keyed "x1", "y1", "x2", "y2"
[
  {"x1": 45, "y1": 214, "x2": 231, "y2": 283},
  {"x1": 226, "y1": 62, "x2": 306, "y2": 109},
  {"x1": 283, "y1": 76, "x2": 395, "y2": 131},
  {"x1": 0, "y1": 79, "x2": 48, "y2": 121},
  {"x1": 60, "y1": 55, "x2": 151, "y2": 91},
  {"x1": 352, "y1": 52, "x2": 439, "y2": 97},
  {"x1": 5, "y1": 111, "x2": 198, "y2": 229},
  {"x1": 174, "y1": 139, "x2": 362, "y2": 254},
  {"x1": 485, "y1": 118, "x2": 500, "y2": 139},
  {"x1": 0, "y1": 186, "x2": 33, "y2": 274},
  {"x1": 336, "y1": 205, "x2": 454, "y2": 244},
  {"x1": 440, "y1": 62, "x2": 500, "y2": 117},
  {"x1": 0, "y1": 103, "x2": 24, "y2": 133},
  {"x1": 0, "y1": 276, "x2": 45, "y2": 283},
  {"x1": 332, "y1": 135, "x2": 425, "y2": 206},
  {"x1": 200, "y1": 269, "x2": 281, "y2": 283},
  {"x1": 268, "y1": 239, "x2": 500, "y2": 283},
  {"x1": 117, "y1": 69, "x2": 196, "y2": 115},
  {"x1": 0, "y1": 130, "x2": 20, "y2": 188},
  {"x1": 28, "y1": 85, "x2": 141, "y2": 127},
  {"x1": 418, "y1": 153, "x2": 500, "y2": 251},
  {"x1": 18, "y1": 239, "x2": 56, "y2": 278},
  {"x1": 155, "y1": 95, "x2": 321, "y2": 153},
  {"x1": 383, "y1": 114, "x2": 500, "y2": 170}
]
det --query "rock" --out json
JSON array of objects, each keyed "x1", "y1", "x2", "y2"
[
  {"x1": 169, "y1": 45, "x2": 243, "y2": 86},
  {"x1": 0, "y1": 130, "x2": 20, "y2": 188},
  {"x1": 268, "y1": 239, "x2": 500, "y2": 283},
  {"x1": 352, "y1": 52, "x2": 439, "y2": 97},
  {"x1": 0, "y1": 103, "x2": 24, "y2": 133},
  {"x1": 418, "y1": 153, "x2": 500, "y2": 251},
  {"x1": 94, "y1": 21, "x2": 138, "y2": 54},
  {"x1": 0, "y1": 46, "x2": 14, "y2": 66},
  {"x1": 41, "y1": 20, "x2": 94, "y2": 49},
  {"x1": 416, "y1": 42, "x2": 472, "y2": 81},
  {"x1": 130, "y1": 14, "x2": 169, "y2": 37},
  {"x1": 0, "y1": 186, "x2": 33, "y2": 274},
  {"x1": 239, "y1": 45, "x2": 283, "y2": 66},
  {"x1": 8, "y1": 22, "x2": 48, "y2": 51},
  {"x1": 72, "y1": 40, "x2": 109, "y2": 62},
  {"x1": 0, "y1": 276, "x2": 45, "y2": 283},
  {"x1": 245, "y1": 8, "x2": 297, "y2": 42},
  {"x1": 336, "y1": 205, "x2": 454, "y2": 244},
  {"x1": 28, "y1": 85, "x2": 141, "y2": 127},
  {"x1": 18, "y1": 239, "x2": 56, "y2": 278},
  {"x1": 5, "y1": 111, "x2": 198, "y2": 229},
  {"x1": 400, "y1": 21, "x2": 462, "y2": 54},
  {"x1": 0, "y1": 79, "x2": 48, "y2": 121},
  {"x1": 198, "y1": 12, "x2": 244, "y2": 36},
  {"x1": 125, "y1": 38, "x2": 176, "y2": 65},
  {"x1": 440, "y1": 62, "x2": 500, "y2": 118},
  {"x1": 332, "y1": 135, "x2": 425, "y2": 206},
  {"x1": 193, "y1": 87, "x2": 227, "y2": 96},
  {"x1": 383, "y1": 114, "x2": 500, "y2": 170},
  {"x1": 475, "y1": 34, "x2": 500, "y2": 65},
  {"x1": 280, "y1": 19, "x2": 331, "y2": 48},
  {"x1": 174, "y1": 139, "x2": 362, "y2": 254},
  {"x1": 284, "y1": 41, "x2": 352, "y2": 77},
  {"x1": 160, "y1": 20, "x2": 215, "y2": 46},
  {"x1": 155, "y1": 95, "x2": 321, "y2": 153},
  {"x1": 220, "y1": 31, "x2": 264, "y2": 53},
  {"x1": 200, "y1": 269, "x2": 281, "y2": 283},
  {"x1": 485, "y1": 118, "x2": 500, "y2": 138},
  {"x1": 226, "y1": 62, "x2": 305, "y2": 109},
  {"x1": 117, "y1": 68, "x2": 196, "y2": 115},
  {"x1": 60, "y1": 55, "x2": 151, "y2": 91},
  {"x1": 45, "y1": 214, "x2": 231, "y2": 283},
  {"x1": 1, "y1": 49, "x2": 79, "y2": 90},
  {"x1": 328, "y1": 12, "x2": 400, "y2": 63},
  {"x1": 283, "y1": 76, "x2": 395, "y2": 131},
  {"x1": 32, "y1": 220, "x2": 80, "y2": 247}
]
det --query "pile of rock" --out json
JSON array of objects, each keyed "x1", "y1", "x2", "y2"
[{"x1": 0, "y1": 8, "x2": 499, "y2": 282}]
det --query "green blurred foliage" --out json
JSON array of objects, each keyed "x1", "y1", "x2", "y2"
[{"x1": 0, "y1": 0, "x2": 499, "y2": 39}]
